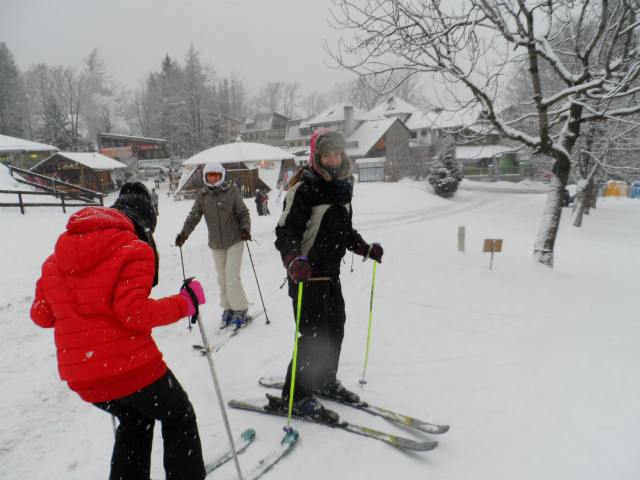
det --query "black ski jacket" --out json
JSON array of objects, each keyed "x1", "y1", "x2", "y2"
[{"x1": 275, "y1": 168, "x2": 364, "y2": 280}]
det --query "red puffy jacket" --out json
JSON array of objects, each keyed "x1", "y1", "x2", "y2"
[{"x1": 30, "y1": 207, "x2": 189, "y2": 402}]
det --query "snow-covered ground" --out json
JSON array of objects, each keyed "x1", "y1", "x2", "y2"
[{"x1": 1, "y1": 172, "x2": 638, "y2": 480}]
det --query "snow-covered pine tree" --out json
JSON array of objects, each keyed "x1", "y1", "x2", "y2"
[
  {"x1": 0, "y1": 42, "x2": 27, "y2": 138},
  {"x1": 428, "y1": 135, "x2": 463, "y2": 198}
]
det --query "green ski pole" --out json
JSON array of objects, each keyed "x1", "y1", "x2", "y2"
[
  {"x1": 285, "y1": 280, "x2": 304, "y2": 432},
  {"x1": 359, "y1": 261, "x2": 377, "y2": 385}
]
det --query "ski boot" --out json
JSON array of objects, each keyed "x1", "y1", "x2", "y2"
[
  {"x1": 231, "y1": 309, "x2": 250, "y2": 326},
  {"x1": 314, "y1": 379, "x2": 360, "y2": 404},
  {"x1": 220, "y1": 309, "x2": 233, "y2": 329},
  {"x1": 266, "y1": 394, "x2": 339, "y2": 424}
]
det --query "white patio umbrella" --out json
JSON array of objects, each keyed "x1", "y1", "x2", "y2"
[{"x1": 182, "y1": 141, "x2": 294, "y2": 166}]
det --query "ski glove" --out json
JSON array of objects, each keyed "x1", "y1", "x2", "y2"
[
  {"x1": 355, "y1": 241, "x2": 384, "y2": 263},
  {"x1": 368, "y1": 243, "x2": 383, "y2": 263},
  {"x1": 284, "y1": 252, "x2": 312, "y2": 283},
  {"x1": 175, "y1": 232, "x2": 188, "y2": 247},
  {"x1": 241, "y1": 229, "x2": 251, "y2": 241},
  {"x1": 179, "y1": 280, "x2": 206, "y2": 317}
]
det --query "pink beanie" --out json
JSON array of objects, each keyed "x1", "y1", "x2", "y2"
[{"x1": 309, "y1": 129, "x2": 329, "y2": 166}]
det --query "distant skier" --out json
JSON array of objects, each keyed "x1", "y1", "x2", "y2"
[
  {"x1": 151, "y1": 187, "x2": 159, "y2": 215},
  {"x1": 273, "y1": 130, "x2": 383, "y2": 421},
  {"x1": 255, "y1": 189, "x2": 264, "y2": 216},
  {"x1": 30, "y1": 182, "x2": 207, "y2": 480},
  {"x1": 261, "y1": 192, "x2": 270, "y2": 215},
  {"x1": 175, "y1": 162, "x2": 252, "y2": 327}
]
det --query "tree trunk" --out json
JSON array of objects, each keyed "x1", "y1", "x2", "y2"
[
  {"x1": 587, "y1": 180, "x2": 599, "y2": 210},
  {"x1": 534, "y1": 176, "x2": 565, "y2": 267},
  {"x1": 571, "y1": 178, "x2": 588, "y2": 227}
]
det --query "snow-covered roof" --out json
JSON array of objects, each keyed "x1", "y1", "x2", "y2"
[
  {"x1": 355, "y1": 157, "x2": 386, "y2": 165},
  {"x1": 34, "y1": 152, "x2": 127, "y2": 170},
  {"x1": 345, "y1": 118, "x2": 398, "y2": 157},
  {"x1": 242, "y1": 112, "x2": 287, "y2": 132},
  {"x1": 308, "y1": 103, "x2": 381, "y2": 127},
  {"x1": 405, "y1": 107, "x2": 481, "y2": 131},
  {"x1": 456, "y1": 145, "x2": 517, "y2": 160},
  {"x1": 183, "y1": 141, "x2": 295, "y2": 165},
  {"x1": 404, "y1": 110, "x2": 440, "y2": 130},
  {"x1": 285, "y1": 118, "x2": 311, "y2": 140},
  {"x1": 0, "y1": 134, "x2": 59, "y2": 153},
  {"x1": 370, "y1": 97, "x2": 421, "y2": 116},
  {"x1": 98, "y1": 133, "x2": 167, "y2": 144},
  {"x1": 284, "y1": 146, "x2": 310, "y2": 156}
]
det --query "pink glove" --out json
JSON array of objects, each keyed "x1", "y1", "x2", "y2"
[{"x1": 179, "y1": 280, "x2": 206, "y2": 317}]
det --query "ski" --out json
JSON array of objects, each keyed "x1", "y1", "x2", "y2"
[
  {"x1": 228, "y1": 395, "x2": 438, "y2": 452},
  {"x1": 193, "y1": 310, "x2": 263, "y2": 354},
  {"x1": 258, "y1": 376, "x2": 449, "y2": 434},
  {"x1": 204, "y1": 428, "x2": 256, "y2": 475},
  {"x1": 243, "y1": 429, "x2": 299, "y2": 480}
]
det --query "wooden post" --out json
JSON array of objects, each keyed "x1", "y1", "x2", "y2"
[
  {"x1": 458, "y1": 226, "x2": 465, "y2": 252},
  {"x1": 18, "y1": 193, "x2": 25, "y2": 215}
]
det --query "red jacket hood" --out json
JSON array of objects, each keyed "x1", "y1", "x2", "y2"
[{"x1": 55, "y1": 207, "x2": 136, "y2": 275}]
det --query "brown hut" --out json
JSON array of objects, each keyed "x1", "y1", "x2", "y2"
[{"x1": 30, "y1": 152, "x2": 127, "y2": 193}]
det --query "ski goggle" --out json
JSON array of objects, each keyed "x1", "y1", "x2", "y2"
[{"x1": 206, "y1": 172, "x2": 222, "y2": 183}]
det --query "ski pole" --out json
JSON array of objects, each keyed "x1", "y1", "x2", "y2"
[
  {"x1": 179, "y1": 247, "x2": 244, "y2": 480},
  {"x1": 245, "y1": 241, "x2": 270, "y2": 324},
  {"x1": 359, "y1": 261, "x2": 377, "y2": 386},
  {"x1": 285, "y1": 281, "x2": 304, "y2": 432},
  {"x1": 178, "y1": 243, "x2": 186, "y2": 280}
]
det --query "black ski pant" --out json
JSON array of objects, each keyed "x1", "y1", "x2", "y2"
[
  {"x1": 282, "y1": 276, "x2": 346, "y2": 402},
  {"x1": 94, "y1": 369, "x2": 205, "y2": 480}
]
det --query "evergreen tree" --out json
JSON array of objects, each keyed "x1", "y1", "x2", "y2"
[
  {"x1": 37, "y1": 98, "x2": 72, "y2": 150},
  {"x1": 428, "y1": 135, "x2": 463, "y2": 198},
  {"x1": 208, "y1": 112, "x2": 226, "y2": 147},
  {"x1": 0, "y1": 42, "x2": 27, "y2": 137}
]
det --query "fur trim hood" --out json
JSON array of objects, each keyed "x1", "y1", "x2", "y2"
[{"x1": 310, "y1": 130, "x2": 352, "y2": 182}]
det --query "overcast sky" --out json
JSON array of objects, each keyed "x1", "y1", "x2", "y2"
[{"x1": 1, "y1": 0, "x2": 358, "y2": 97}]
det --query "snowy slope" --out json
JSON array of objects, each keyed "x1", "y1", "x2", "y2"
[{"x1": 1, "y1": 178, "x2": 638, "y2": 480}]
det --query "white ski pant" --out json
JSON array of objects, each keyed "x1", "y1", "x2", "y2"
[{"x1": 211, "y1": 241, "x2": 248, "y2": 311}]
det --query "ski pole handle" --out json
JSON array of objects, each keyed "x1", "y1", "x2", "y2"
[{"x1": 180, "y1": 276, "x2": 199, "y2": 325}]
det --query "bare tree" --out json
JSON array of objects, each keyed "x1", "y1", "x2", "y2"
[
  {"x1": 329, "y1": 0, "x2": 640, "y2": 267},
  {"x1": 301, "y1": 91, "x2": 330, "y2": 117},
  {"x1": 282, "y1": 82, "x2": 300, "y2": 118},
  {"x1": 331, "y1": 76, "x2": 383, "y2": 110},
  {"x1": 24, "y1": 63, "x2": 94, "y2": 151},
  {"x1": 259, "y1": 81, "x2": 285, "y2": 112}
]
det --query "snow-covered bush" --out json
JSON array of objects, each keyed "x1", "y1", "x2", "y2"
[{"x1": 428, "y1": 136, "x2": 463, "y2": 198}]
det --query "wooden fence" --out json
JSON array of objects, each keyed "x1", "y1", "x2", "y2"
[{"x1": 1, "y1": 166, "x2": 105, "y2": 214}]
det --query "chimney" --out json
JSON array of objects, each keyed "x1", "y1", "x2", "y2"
[{"x1": 343, "y1": 105, "x2": 354, "y2": 137}]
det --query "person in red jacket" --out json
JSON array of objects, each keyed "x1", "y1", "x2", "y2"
[{"x1": 31, "y1": 182, "x2": 207, "y2": 480}]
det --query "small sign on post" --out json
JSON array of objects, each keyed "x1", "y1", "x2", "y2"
[{"x1": 483, "y1": 239, "x2": 503, "y2": 270}]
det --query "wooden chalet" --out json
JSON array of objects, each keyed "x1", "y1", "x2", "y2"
[{"x1": 30, "y1": 152, "x2": 127, "y2": 193}]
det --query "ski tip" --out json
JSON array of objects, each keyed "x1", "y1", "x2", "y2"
[{"x1": 282, "y1": 429, "x2": 299, "y2": 444}]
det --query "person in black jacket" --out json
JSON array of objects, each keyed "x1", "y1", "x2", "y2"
[
  {"x1": 254, "y1": 189, "x2": 264, "y2": 216},
  {"x1": 272, "y1": 130, "x2": 383, "y2": 421}
]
